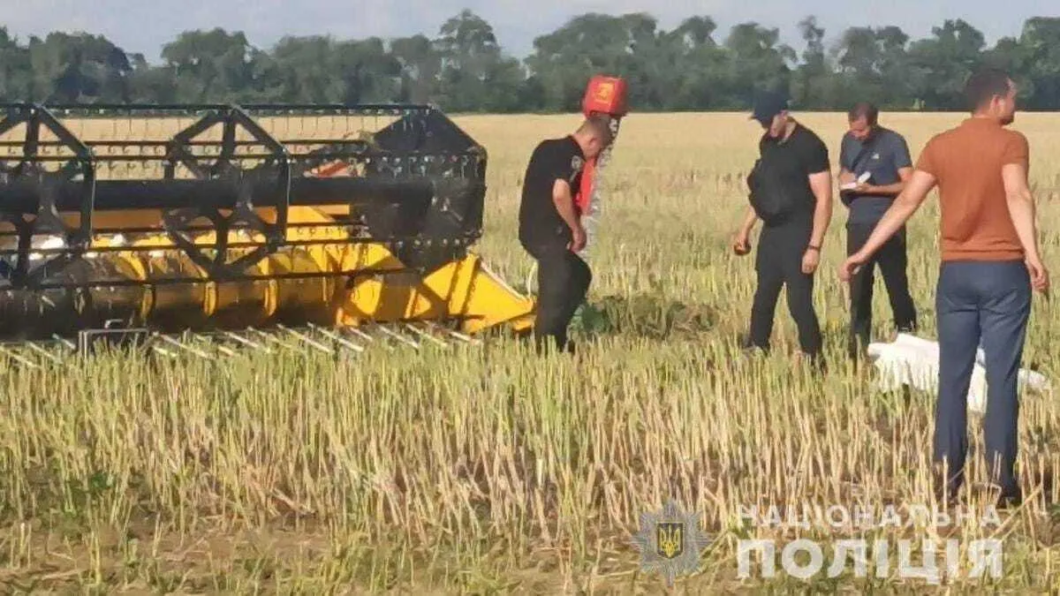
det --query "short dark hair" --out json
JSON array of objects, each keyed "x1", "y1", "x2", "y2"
[
  {"x1": 848, "y1": 102, "x2": 878, "y2": 126},
  {"x1": 578, "y1": 113, "x2": 614, "y2": 145},
  {"x1": 963, "y1": 68, "x2": 1013, "y2": 111}
]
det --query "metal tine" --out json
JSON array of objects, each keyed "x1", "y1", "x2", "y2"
[
  {"x1": 277, "y1": 324, "x2": 334, "y2": 355},
  {"x1": 212, "y1": 342, "x2": 238, "y2": 357},
  {"x1": 151, "y1": 345, "x2": 179, "y2": 359},
  {"x1": 51, "y1": 334, "x2": 77, "y2": 351},
  {"x1": 343, "y1": 325, "x2": 395, "y2": 352},
  {"x1": 187, "y1": 330, "x2": 233, "y2": 354},
  {"x1": 156, "y1": 333, "x2": 212, "y2": 360},
  {"x1": 187, "y1": 333, "x2": 238, "y2": 357},
  {"x1": 425, "y1": 322, "x2": 482, "y2": 346},
  {"x1": 308, "y1": 323, "x2": 365, "y2": 353},
  {"x1": 26, "y1": 342, "x2": 63, "y2": 364},
  {"x1": 224, "y1": 330, "x2": 273, "y2": 354},
  {"x1": 344, "y1": 326, "x2": 375, "y2": 343},
  {"x1": 0, "y1": 345, "x2": 39, "y2": 369},
  {"x1": 375, "y1": 324, "x2": 420, "y2": 349},
  {"x1": 404, "y1": 323, "x2": 449, "y2": 349},
  {"x1": 250, "y1": 328, "x2": 301, "y2": 352}
]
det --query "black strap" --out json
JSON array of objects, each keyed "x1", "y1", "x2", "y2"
[
  {"x1": 847, "y1": 145, "x2": 871, "y2": 173},
  {"x1": 845, "y1": 135, "x2": 877, "y2": 174}
]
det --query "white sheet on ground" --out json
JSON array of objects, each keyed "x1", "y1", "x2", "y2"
[{"x1": 866, "y1": 333, "x2": 1052, "y2": 415}]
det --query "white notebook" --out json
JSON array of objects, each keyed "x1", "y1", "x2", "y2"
[{"x1": 840, "y1": 171, "x2": 871, "y2": 190}]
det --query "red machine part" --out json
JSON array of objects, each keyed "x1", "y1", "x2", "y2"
[
  {"x1": 582, "y1": 75, "x2": 628, "y2": 118},
  {"x1": 576, "y1": 76, "x2": 627, "y2": 215}
]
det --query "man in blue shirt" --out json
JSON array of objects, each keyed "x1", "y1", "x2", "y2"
[{"x1": 838, "y1": 102, "x2": 918, "y2": 362}]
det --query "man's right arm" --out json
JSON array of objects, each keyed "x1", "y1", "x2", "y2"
[
  {"x1": 552, "y1": 178, "x2": 585, "y2": 250},
  {"x1": 837, "y1": 137, "x2": 854, "y2": 185},
  {"x1": 552, "y1": 178, "x2": 580, "y2": 230},
  {"x1": 739, "y1": 205, "x2": 758, "y2": 235}
]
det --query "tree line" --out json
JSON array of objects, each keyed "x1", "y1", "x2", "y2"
[{"x1": 1, "y1": 11, "x2": 1058, "y2": 112}]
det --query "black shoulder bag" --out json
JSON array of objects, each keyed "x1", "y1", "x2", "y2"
[{"x1": 746, "y1": 149, "x2": 802, "y2": 225}]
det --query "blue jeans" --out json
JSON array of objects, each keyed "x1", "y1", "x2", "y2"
[{"x1": 935, "y1": 260, "x2": 1031, "y2": 497}]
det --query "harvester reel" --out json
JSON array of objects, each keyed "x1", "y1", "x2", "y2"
[{"x1": 160, "y1": 172, "x2": 285, "y2": 279}]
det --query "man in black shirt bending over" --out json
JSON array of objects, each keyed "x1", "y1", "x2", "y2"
[
  {"x1": 733, "y1": 91, "x2": 833, "y2": 368},
  {"x1": 519, "y1": 115, "x2": 614, "y2": 353}
]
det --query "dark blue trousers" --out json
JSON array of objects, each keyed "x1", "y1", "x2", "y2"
[{"x1": 935, "y1": 260, "x2": 1031, "y2": 497}]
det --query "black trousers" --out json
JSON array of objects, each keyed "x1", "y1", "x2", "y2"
[
  {"x1": 746, "y1": 223, "x2": 823, "y2": 360},
  {"x1": 525, "y1": 243, "x2": 592, "y2": 353},
  {"x1": 846, "y1": 222, "x2": 918, "y2": 359}
]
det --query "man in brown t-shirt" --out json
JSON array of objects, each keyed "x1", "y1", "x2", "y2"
[{"x1": 839, "y1": 68, "x2": 1050, "y2": 507}]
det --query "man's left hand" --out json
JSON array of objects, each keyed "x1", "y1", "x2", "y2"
[
  {"x1": 852, "y1": 182, "x2": 875, "y2": 194},
  {"x1": 802, "y1": 248, "x2": 820, "y2": 274}
]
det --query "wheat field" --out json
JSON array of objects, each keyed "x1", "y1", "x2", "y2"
[{"x1": 2, "y1": 112, "x2": 1060, "y2": 593}]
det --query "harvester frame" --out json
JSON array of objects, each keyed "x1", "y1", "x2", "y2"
[{"x1": 0, "y1": 101, "x2": 535, "y2": 358}]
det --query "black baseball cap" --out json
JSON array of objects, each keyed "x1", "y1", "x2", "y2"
[{"x1": 750, "y1": 90, "x2": 789, "y2": 126}]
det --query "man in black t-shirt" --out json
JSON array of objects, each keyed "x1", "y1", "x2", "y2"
[
  {"x1": 733, "y1": 91, "x2": 833, "y2": 368},
  {"x1": 519, "y1": 115, "x2": 613, "y2": 353}
]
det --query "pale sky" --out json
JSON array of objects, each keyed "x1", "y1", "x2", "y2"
[{"x1": 0, "y1": 0, "x2": 1051, "y2": 62}]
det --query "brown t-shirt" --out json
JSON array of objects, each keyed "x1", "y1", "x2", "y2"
[{"x1": 915, "y1": 118, "x2": 1029, "y2": 262}]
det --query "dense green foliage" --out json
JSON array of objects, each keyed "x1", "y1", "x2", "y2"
[{"x1": 1, "y1": 11, "x2": 1059, "y2": 111}]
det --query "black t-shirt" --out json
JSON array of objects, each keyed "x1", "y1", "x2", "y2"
[
  {"x1": 519, "y1": 136, "x2": 585, "y2": 249},
  {"x1": 757, "y1": 123, "x2": 830, "y2": 227}
]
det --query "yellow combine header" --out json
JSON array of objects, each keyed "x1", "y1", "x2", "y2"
[{"x1": 0, "y1": 103, "x2": 534, "y2": 360}]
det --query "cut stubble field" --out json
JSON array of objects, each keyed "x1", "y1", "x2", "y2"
[{"x1": 2, "y1": 112, "x2": 1060, "y2": 593}]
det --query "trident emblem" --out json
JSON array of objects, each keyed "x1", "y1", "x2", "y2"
[{"x1": 657, "y1": 522, "x2": 684, "y2": 559}]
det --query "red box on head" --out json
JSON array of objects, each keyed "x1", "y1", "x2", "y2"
[
  {"x1": 582, "y1": 75, "x2": 628, "y2": 118},
  {"x1": 575, "y1": 76, "x2": 627, "y2": 217}
]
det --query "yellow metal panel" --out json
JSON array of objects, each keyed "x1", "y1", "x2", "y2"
[
  {"x1": 11, "y1": 204, "x2": 537, "y2": 336},
  {"x1": 428, "y1": 254, "x2": 536, "y2": 334}
]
